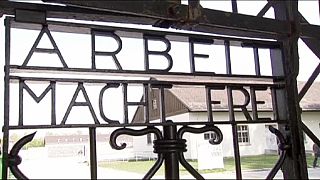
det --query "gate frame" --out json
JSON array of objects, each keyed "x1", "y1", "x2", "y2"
[{"x1": 0, "y1": 0, "x2": 318, "y2": 179}]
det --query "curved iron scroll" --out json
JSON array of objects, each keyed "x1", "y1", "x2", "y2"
[
  {"x1": 110, "y1": 126, "x2": 163, "y2": 150},
  {"x1": 9, "y1": 132, "x2": 36, "y2": 179},
  {"x1": 177, "y1": 125, "x2": 223, "y2": 144},
  {"x1": 110, "y1": 124, "x2": 223, "y2": 179},
  {"x1": 109, "y1": 127, "x2": 163, "y2": 179},
  {"x1": 266, "y1": 126, "x2": 290, "y2": 179},
  {"x1": 177, "y1": 125, "x2": 223, "y2": 179}
]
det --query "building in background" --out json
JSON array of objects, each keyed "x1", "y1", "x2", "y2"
[
  {"x1": 132, "y1": 80, "x2": 320, "y2": 161},
  {"x1": 44, "y1": 134, "x2": 134, "y2": 161}
]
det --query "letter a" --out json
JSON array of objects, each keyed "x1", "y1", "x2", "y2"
[
  {"x1": 22, "y1": 25, "x2": 68, "y2": 68},
  {"x1": 61, "y1": 83, "x2": 99, "y2": 125}
]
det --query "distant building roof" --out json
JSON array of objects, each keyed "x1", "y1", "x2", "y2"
[
  {"x1": 170, "y1": 81, "x2": 320, "y2": 111},
  {"x1": 132, "y1": 80, "x2": 320, "y2": 123}
]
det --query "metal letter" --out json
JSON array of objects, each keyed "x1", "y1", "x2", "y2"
[
  {"x1": 19, "y1": 80, "x2": 56, "y2": 126},
  {"x1": 22, "y1": 25, "x2": 68, "y2": 68},
  {"x1": 189, "y1": 38, "x2": 214, "y2": 73},
  {"x1": 61, "y1": 83, "x2": 99, "y2": 125},
  {"x1": 99, "y1": 83, "x2": 120, "y2": 124},
  {"x1": 144, "y1": 35, "x2": 173, "y2": 72},
  {"x1": 91, "y1": 30, "x2": 123, "y2": 70}
]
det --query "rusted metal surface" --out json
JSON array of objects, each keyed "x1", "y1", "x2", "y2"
[
  {"x1": 273, "y1": 1, "x2": 308, "y2": 179},
  {"x1": 0, "y1": 1, "x2": 290, "y2": 39}
]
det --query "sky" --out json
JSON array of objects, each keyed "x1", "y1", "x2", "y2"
[{"x1": 0, "y1": 0, "x2": 320, "y2": 137}]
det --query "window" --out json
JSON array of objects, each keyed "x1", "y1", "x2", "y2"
[
  {"x1": 237, "y1": 125, "x2": 250, "y2": 144},
  {"x1": 152, "y1": 99, "x2": 157, "y2": 110},
  {"x1": 204, "y1": 132, "x2": 217, "y2": 140}
]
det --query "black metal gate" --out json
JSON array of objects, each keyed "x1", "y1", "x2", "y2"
[{"x1": 1, "y1": 0, "x2": 318, "y2": 179}]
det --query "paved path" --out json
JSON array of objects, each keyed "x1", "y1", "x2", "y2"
[
  {"x1": 18, "y1": 158, "x2": 320, "y2": 179},
  {"x1": 156, "y1": 168, "x2": 320, "y2": 179},
  {"x1": 20, "y1": 158, "x2": 142, "y2": 179}
]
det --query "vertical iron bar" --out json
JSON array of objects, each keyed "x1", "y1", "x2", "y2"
[
  {"x1": 91, "y1": 30, "x2": 96, "y2": 69},
  {"x1": 51, "y1": 81, "x2": 56, "y2": 125},
  {"x1": 159, "y1": 87, "x2": 166, "y2": 123},
  {"x1": 205, "y1": 87, "x2": 213, "y2": 122},
  {"x1": 253, "y1": 47, "x2": 261, "y2": 76},
  {"x1": 163, "y1": 122, "x2": 179, "y2": 179},
  {"x1": 225, "y1": 41, "x2": 232, "y2": 74},
  {"x1": 143, "y1": 84, "x2": 150, "y2": 123},
  {"x1": 2, "y1": 17, "x2": 11, "y2": 180},
  {"x1": 231, "y1": 0, "x2": 238, "y2": 13},
  {"x1": 189, "y1": 38, "x2": 195, "y2": 73},
  {"x1": 250, "y1": 87, "x2": 258, "y2": 120},
  {"x1": 122, "y1": 83, "x2": 129, "y2": 124},
  {"x1": 89, "y1": 127, "x2": 97, "y2": 179},
  {"x1": 18, "y1": 80, "x2": 23, "y2": 126},
  {"x1": 227, "y1": 87, "x2": 242, "y2": 179},
  {"x1": 273, "y1": 1, "x2": 308, "y2": 179},
  {"x1": 270, "y1": 87, "x2": 279, "y2": 121}
]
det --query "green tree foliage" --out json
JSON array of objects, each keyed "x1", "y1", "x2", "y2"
[{"x1": 23, "y1": 138, "x2": 45, "y2": 150}]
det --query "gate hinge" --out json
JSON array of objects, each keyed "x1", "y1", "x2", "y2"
[{"x1": 15, "y1": 9, "x2": 46, "y2": 24}]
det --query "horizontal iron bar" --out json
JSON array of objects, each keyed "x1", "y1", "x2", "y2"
[
  {"x1": 7, "y1": 17, "x2": 281, "y2": 47},
  {"x1": 34, "y1": 48, "x2": 57, "y2": 54},
  {"x1": 7, "y1": 120, "x2": 288, "y2": 130},
  {"x1": 9, "y1": 75, "x2": 285, "y2": 87},
  {"x1": 0, "y1": 1, "x2": 156, "y2": 24},
  {"x1": 0, "y1": 1, "x2": 290, "y2": 39},
  {"x1": 241, "y1": 42, "x2": 281, "y2": 49},
  {"x1": 9, "y1": 66, "x2": 285, "y2": 83},
  {"x1": 45, "y1": 0, "x2": 290, "y2": 37}
]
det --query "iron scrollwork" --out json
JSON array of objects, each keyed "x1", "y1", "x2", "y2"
[
  {"x1": 177, "y1": 124, "x2": 223, "y2": 179},
  {"x1": 8, "y1": 132, "x2": 36, "y2": 179},
  {"x1": 109, "y1": 126, "x2": 164, "y2": 179},
  {"x1": 110, "y1": 121, "x2": 223, "y2": 179},
  {"x1": 266, "y1": 126, "x2": 290, "y2": 179}
]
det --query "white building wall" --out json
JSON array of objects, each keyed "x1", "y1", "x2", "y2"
[
  {"x1": 301, "y1": 112, "x2": 320, "y2": 152},
  {"x1": 132, "y1": 130, "x2": 157, "y2": 159},
  {"x1": 132, "y1": 111, "x2": 320, "y2": 159},
  {"x1": 189, "y1": 111, "x2": 273, "y2": 157}
]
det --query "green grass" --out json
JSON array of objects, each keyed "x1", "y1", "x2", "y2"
[{"x1": 98, "y1": 154, "x2": 315, "y2": 175}]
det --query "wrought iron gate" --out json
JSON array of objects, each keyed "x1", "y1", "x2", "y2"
[{"x1": 1, "y1": 0, "x2": 316, "y2": 179}]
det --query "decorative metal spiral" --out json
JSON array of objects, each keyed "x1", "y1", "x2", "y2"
[
  {"x1": 109, "y1": 126, "x2": 163, "y2": 179},
  {"x1": 177, "y1": 124, "x2": 223, "y2": 144},
  {"x1": 9, "y1": 132, "x2": 36, "y2": 179},
  {"x1": 266, "y1": 126, "x2": 290, "y2": 179},
  {"x1": 110, "y1": 126, "x2": 162, "y2": 150},
  {"x1": 110, "y1": 124, "x2": 223, "y2": 180},
  {"x1": 177, "y1": 125, "x2": 223, "y2": 179}
]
